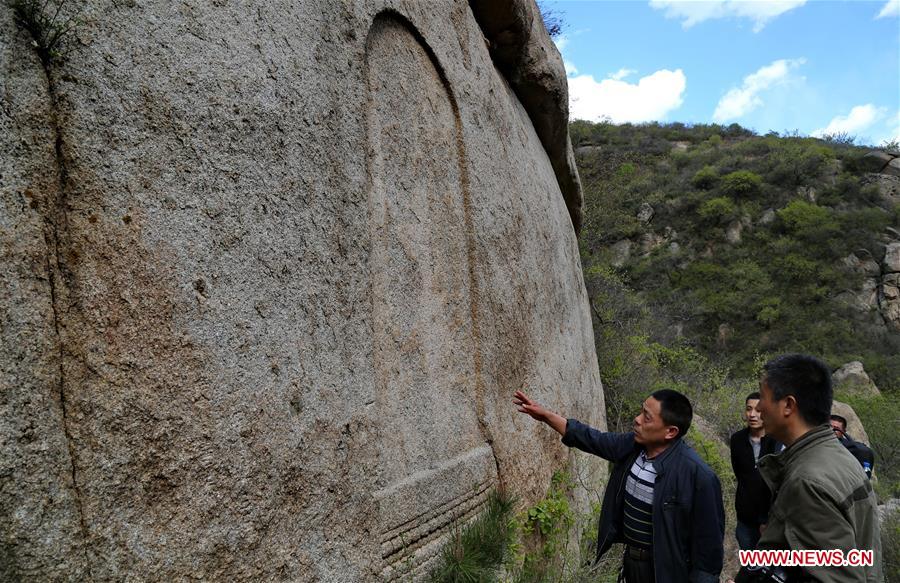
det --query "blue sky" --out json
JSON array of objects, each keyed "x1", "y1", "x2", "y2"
[{"x1": 546, "y1": 0, "x2": 900, "y2": 145}]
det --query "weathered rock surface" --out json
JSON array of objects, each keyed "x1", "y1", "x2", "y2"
[
  {"x1": 879, "y1": 242, "x2": 900, "y2": 331},
  {"x1": 832, "y1": 362, "x2": 881, "y2": 398},
  {"x1": 469, "y1": 0, "x2": 584, "y2": 232},
  {"x1": 0, "y1": 12, "x2": 91, "y2": 581},
  {"x1": 884, "y1": 157, "x2": 900, "y2": 178},
  {"x1": 0, "y1": 1, "x2": 604, "y2": 580},
  {"x1": 867, "y1": 172, "x2": 900, "y2": 202},
  {"x1": 610, "y1": 239, "x2": 632, "y2": 267},
  {"x1": 637, "y1": 202, "x2": 654, "y2": 223},
  {"x1": 840, "y1": 242, "x2": 900, "y2": 330},
  {"x1": 725, "y1": 220, "x2": 743, "y2": 244},
  {"x1": 758, "y1": 208, "x2": 776, "y2": 226},
  {"x1": 830, "y1": 401, "x2": 871, "y2": 446},
  {"x1": 838, "y1": 253, "x2": 881, "y2": 311},
  {"x1": 797, "y1": 185, "x2": 817, "y2": 203},
  {"x1": 860, "y1": 151, "x2": 895, "y2": 173},
  {"x1": 884, "y1": 242, "x2": 900, "y2": 273}
]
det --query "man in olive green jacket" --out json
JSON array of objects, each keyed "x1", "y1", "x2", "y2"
[{"x1": 750, "y1": 354, "x2": 881, "y2": 583}]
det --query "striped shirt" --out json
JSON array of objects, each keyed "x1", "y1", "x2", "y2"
[{"x1": 623, "y1": 451, "x2": 657, "y2": 549}]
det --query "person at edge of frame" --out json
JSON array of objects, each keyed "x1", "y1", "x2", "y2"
[
  {"x1": 732, "y1": 354, "x2": 881, "y2": 583},
  {"x1": 829, "y1": 414, "x2": 875, "y2": 480}
]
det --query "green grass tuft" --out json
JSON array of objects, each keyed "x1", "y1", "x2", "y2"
[{"x1": 428, "y1": 490, "x2": 517, "y2": 583}]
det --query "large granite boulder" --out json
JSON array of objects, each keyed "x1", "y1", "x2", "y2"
[
  {"x1": 0, "y1": 1, "x2": 604, "y2": 580},
  {"x1": 832, "y1": 362, "x2": 881, "y2": 398}
]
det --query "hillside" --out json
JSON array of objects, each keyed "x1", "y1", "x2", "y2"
[{"x1": 574, "y1": 120, "x2": 900, "y2": 390}]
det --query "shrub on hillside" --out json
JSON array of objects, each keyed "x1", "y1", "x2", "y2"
[
  {"x1": 721, "y1": 170, "x2": 763, "y2": 198},
  {"x1": 698, "y1": 196, "x2": 738, "y2": 224},
  {"x1": 776, "y1": 200, "x2": 840, "y2": 244},
  {"x1": 691, "y1": 165, "x2": 719, "y2": 189}
]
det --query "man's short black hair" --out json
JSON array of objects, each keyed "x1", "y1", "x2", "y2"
[
  {"x1": 763, "y1": 353, "x2": 832, "y2": 426},
  {"x1": 830, "y1": 414, "x2": 848, "y2": 431},
  {"x1": 651, "y1": 389, "x2": 693, "y2": 438},
  {"x1": 745, "y1": 391, "x2": 761, "y2": 403}
]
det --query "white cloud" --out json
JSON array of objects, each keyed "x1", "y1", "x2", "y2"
[
  {"x1": 713, "y1": 58, "x2": 805, "y2": 121},
  {"x1": 564, "y1": 60, "x2": 579, "y2": 76},
  {"x1": 812, "y1": 105, "x2": 888, "y2": 138},
  {"x1": 876, "y1": 0, "x2": 900, "y2": 18},
  {"x1": 650, "y1": 0, "x2": 807, "y2": 32},
  {"x1": 610, "y1": 68, "x2": 637, "y2": 80},
  {"x1": 569, "y1": 69, "x2": 687, "y2": 123}
]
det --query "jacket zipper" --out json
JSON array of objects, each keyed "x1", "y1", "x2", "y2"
[{"x1": 597, "y1": 453, "x2": 634, "y2": 561}]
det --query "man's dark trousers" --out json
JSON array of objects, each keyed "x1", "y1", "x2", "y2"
[{"x1": 621, "y1": 547, "x2": 654, "y2": 583}]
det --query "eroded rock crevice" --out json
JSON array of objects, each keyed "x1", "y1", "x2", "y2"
[{"x1": 32, "y1": 51, "x2": 95, "y2": 581}]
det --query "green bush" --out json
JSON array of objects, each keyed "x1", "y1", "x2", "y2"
[
  {"x1": 776, "y1": 200, "x2": 840, "y2": 244},
  {"x1": 721, "y1": 170, "x2": 763, "y2": 197},
  {"x1": 692, "y1": 166, "x2": 719, "y2": 189},
  {"x1": 686, "y1": 427, "x2": 733, "y2": 489},
  {"x1": 698, "y1": 196, "x2": 738, "y2": 224}
]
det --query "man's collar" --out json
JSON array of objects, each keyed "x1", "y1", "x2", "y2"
[
  {"x1": 643, "y1": 438, "x2": 683, "y2": 472},
  {"x1": 758, "y1": 424, "x2": 833, "y2": 488}
]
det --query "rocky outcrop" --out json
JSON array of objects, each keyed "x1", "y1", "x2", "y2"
[
  {"x1": 469, "y1": 0, "x2": 584, "y2": 232},
  {"x1": 726, "y1": 220, "x2": 743, "y2": 244},
  {"x1": 861, "y1": 149, "x2": 900, "y2": 203},
  {"x1": 839, "y1": 240, "x2": 900, "y2": 331},
  {"x1": 637, "y1": 202, "x2": 654, "y2": 223},
  {"x1": 609, "y1": 239, "x2": 632, "y2": 267},
  {"x1": 879, "y1": 242, "x2": 900, "y2": 331},
  {"x1": 860, "y1": 151, "x2": 896, "y2": 173},
  {"x1": 839, "y1": 252, "x2": 881, "y2": 311},
  {"x1": 832, "y1": 362, "x2": 881, "y2": 398},
  {"x1": 0, "y1": 1, "x2": 603, "y2": 580},
  {"x1": 758, "y1": 208, "x2": 776, "y2": 226}
]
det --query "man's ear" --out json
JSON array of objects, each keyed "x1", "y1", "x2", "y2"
[
  {"x1": 665, "y1": 425, "x2": 680, "y2": 441},
  {"x1": 782, "y1": 395, "x2": 797, "y2": 418}
]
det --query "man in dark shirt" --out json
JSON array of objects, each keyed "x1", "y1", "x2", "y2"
[
  {"x1": 729, "y1": 392, "x2": 780, "y2": 550},
  {"x1": 514, "y1": 388, "x2": 724, "y2": 583},
  {"x1": 830, "y1": 414, "x2": 875, "y2": 479}
]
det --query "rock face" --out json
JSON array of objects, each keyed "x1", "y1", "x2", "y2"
[
  {"x1": 840, "y1": 241, "x2": 900, "y2": 332},
  {"x1": 880, "y1": 242, "x2": 900, "y2": 331},
  {"x1": 832, "y1": 362, "x2": 881, "y2": 398},
  {"x1": 839, "y1": 252, "x2": 881, "y2": 311},
  {"x1": 861, "y1": 149, "x2": 900, "y2": 203},
  {"x1": 637, "y1": 202, "x2": 654, "y2": 223},
  {"x1": 0, "y1": 1, "x2": 604, "y2": 581}
]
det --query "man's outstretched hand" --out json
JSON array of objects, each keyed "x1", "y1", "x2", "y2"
[
  {"x1": 514, "y1": 390, "x2": 548, "y2": 421},
  {"x1": 513, "y1": 390, "x2": 567, "y2": 435}
]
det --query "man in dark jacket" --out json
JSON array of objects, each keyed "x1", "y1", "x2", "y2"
[
  {"x1": 730, "y1": 392, "x2": 781, "y2": 550},
  {"x1": 829, "y1": 414, "x2": 875, "y2": 479},
  {"x1": 514, "y1": 388, "x2": 725, "y2": 583}
]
